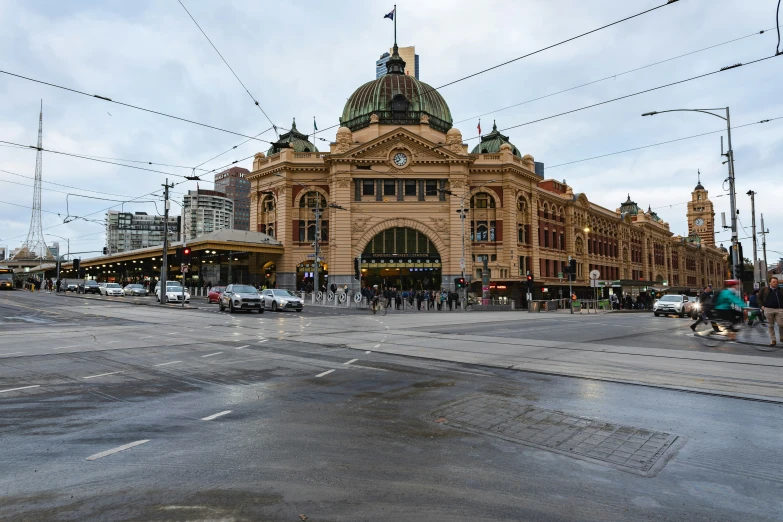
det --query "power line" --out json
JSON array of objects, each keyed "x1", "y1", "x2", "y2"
[
  {"x1": 0, "y1": 168, "x2": 151, "y2": 198},
  {"x1": 192, "y1": 126, "x2": 275, "y2": 170},
  {"x1": 0, "y1": 69, "x2": 276, "y2": 146},
  {"x1": 177, "y1": 0, "x2": 278, "y2": 136},
  {"x1": 0, "y1": 199, "x2": 63, "y2": 216},
  {"x1": 547, "y1": 117, "x2": 783, "y2": 169},
  {"x1": 455, "y1": 27, "x2": 776, "y2": 125}
]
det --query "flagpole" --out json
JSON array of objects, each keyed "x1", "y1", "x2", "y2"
[{"x1": 394, "y1": 4, "x2": 397, "y2": 45}]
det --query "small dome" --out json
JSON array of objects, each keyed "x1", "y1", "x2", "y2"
[
  {"x1": 619, "y1": 194, "x2": 639, "y2": 215},
  {"x1": 340, "y1": 45, "x2": 452, "y2": 133},
  {"x1": 268, "y1": 119, "x2": 318, "y2": 155},
  {"x1": 471, "y1": 121, "x2": 521, "y2": 156}
]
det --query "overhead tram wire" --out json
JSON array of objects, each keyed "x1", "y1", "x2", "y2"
[
  {"x1": 177, "y1": 0, "x2": 278, "y2": 137},
  {"x1": 0, "y1": 168, "x2": 134, "y2": 198},
  {"x1": 0, "y1": 70, "x2": 277, "y2": 146},
  {"x1": 547, "y1": 117, "x2": 782, "y2": 169},
  {"x1": 455, "y1": 27, "x2": 777, "y2": 125},
  {"x1": 192, "y1": 126, "x2": 275, "y2": 170}
]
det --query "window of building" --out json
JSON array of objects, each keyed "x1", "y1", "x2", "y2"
[
  {"x1": 383, "y1": 180, "x2": 396, "y2": 197},
  {"x1": 362, "y1": 180, "x2": 375, "y2": 196},
  {"x1": 425, "y1": 180, "x2": 438, "y2": 196},
  {"x1": 470, "y1": 192, "x2": 495, "y2": 208},
  {"x1": 490, "y1": 254, "x2": 497, "y2": 262},
  {"x1": 300, "y1": 191, "x2": 326, "y2": 208},
  {"x1": 298, "y1": 220, "x2": 328, "y2": 242},
  {"x1": 404, "y1": 180, "x2": 417, "y2": 196}
]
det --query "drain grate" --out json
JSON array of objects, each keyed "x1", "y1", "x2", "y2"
[{"x1": 429, "y1": 395, "x2": 681, "y2": 477}]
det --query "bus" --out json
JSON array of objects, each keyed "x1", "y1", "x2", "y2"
[{"x1": 0, "y1": 268, "x2": 13, "y2": 290}]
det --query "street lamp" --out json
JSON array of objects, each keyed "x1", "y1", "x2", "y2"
[
  {"x1": 642, "y1": 107, "x2": 739, "y2": 280},
  {"x1": 47, "y1": 233, "x2": 70, "y2": 285}
]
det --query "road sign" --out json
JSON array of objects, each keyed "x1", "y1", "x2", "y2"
[
  {"x1": 460, "y1": 257, "x2": 465, "y2": 270},
  {"x1": 558, "y1": 272, "x2": 563, "y2": 279},
  {"x1": 754, "y1": 282, "x2": 760, "y2": 290},
  {"x1": 181, "y1": 264, "x2": 188, "y2": 273},
  {"x1": 306, "y1": 254, "x2": 324, "y2": 261},
  {"x1": 589, "y1": 269, "x2": 600, "y2": 280}
]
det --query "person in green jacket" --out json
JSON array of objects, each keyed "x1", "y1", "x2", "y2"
[{"x1": 712, "y1": 279, "x2": 746, "y2": 340}]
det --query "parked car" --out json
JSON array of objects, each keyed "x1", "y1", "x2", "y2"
[
  {"x1": 262, "y1": 289, "x2": 304, "y2": 312},
  {"x1": 155, "y1": 281, "x2": 190, "y2": 304},
  {"x1": 219, "y1": 284, "x2": 264, "y2": 313},
  {"x1": 208, "y1": 286, "x2": 226, "y2": 304},
  {"x1": 78, "y1": 280, "x2": 101, "y2": 294},
  {"x1": 123, "y1": 284, "x2": 148, "y2": 297},
  {"x1": 66, "y1": 282, "x2": 79, "y2": 292},
  {"x1": 100, "y1": 283, "x2": 124, "y2": 297},
  {"x1": 653, "y1": 294, "x2": 689, "y2": 317}
]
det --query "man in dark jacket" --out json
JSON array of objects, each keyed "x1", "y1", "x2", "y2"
[
  {"x1": 690, "y1": 285, "x2": 713, "y2": 331},
  {"x1": 759, "y1": 276, "x2": 783, "y2": 346}
]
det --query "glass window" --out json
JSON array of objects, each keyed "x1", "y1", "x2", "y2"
[
  {"x1": 470, "y1": 192, "x2": 495, "y2": 209},
  {"x1": 490, "y1": 221, "x2": 496, "y2": 242},
  {"x1": 425, "y1": 180, "x2": 438, "y2": 196},
  {"x1": 475, "y1": 221, "x2": 489, "y2": 241},
  {"x1": 404, "y1": 180, "x2": 417, "y2": 196},
  {"x1": 383, "y1": 180, "x2": 396, "y2": 196},
  {"x1": 490, "y1": 254, "x2": 497, "y2": 261},
  {"x1": 300, "y1": 191, "x2": 326, "y2": 208},
  {"x1": 362, "y1": 180, "x2": 375, "y2": 196}
]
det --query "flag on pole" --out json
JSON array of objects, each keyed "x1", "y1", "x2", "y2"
[
  {"x1": 477, "y1": 119, "x2": 482, "y2": 136},
  {"x1": 313, "y1": 116, "x2": 318, "y2": 133},
  {"x1": 384, "y1": 7, "x2": 395, "y2": 20}
]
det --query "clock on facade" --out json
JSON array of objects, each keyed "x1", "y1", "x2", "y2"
[
  {"x1": 694, "y1": 218, "x2": 705, "y2": 226},
  {"x1": 393, "y1": 152, "x2": 408, "y2": 167}
]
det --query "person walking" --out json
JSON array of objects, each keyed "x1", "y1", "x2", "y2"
[
  {"x1": 416, "y1": 290, "x2": 423, "y2": 311},
  {"x1": 758, "y1": 276, "x2": 783, "y2": 347},
  {"x1": 690, "y1": 285, "x2": 714, "y2": 331}
]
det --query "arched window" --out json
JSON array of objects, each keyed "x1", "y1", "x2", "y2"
[
  {"x1": 300, "y1": 191, "x2": 326, "y2": 208},
  {"x1": 258, "y1": 194, "x2": 277, "y2": 238},
  {"x1": 391, "y1": 94, "x2": 409, "y2": 113},
  {"x1": 470, "y1": 192, "x2": 495, "y2": 209}
]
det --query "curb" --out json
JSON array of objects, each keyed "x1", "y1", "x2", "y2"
[{"x1": 57, "y1": 293, "x2": 201, "y2": 310}]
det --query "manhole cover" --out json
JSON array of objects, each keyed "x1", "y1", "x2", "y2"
[{"x1": 429, "y1": 395, "x2": 682, "y2": 477}]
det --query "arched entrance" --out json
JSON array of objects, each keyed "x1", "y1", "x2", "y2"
[
  {"x1": 361, "y1": 227, "x2": 441, "y2": 290},
  {"x1": 296, "y1": 261, "x2": 327, "y2": 292}
]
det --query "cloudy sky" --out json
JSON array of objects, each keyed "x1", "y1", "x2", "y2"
[{"x1": 1, "y1": 0, "x2": 781, "y2": 266}]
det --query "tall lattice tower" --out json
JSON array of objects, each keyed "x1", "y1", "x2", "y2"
[{"x1": 13, "y1": 101, "x2": 52, "y2": 260}]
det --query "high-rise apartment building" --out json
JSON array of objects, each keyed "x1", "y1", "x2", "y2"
[
  {"x1": 105, "y1": 211, "x2": 180, "y2": 254},
  {"x1": 376, "y1": 46, "x2": 419, "y2": 79},
  {"x1": 214, "y1": 167, "x2": 250, "y2": 231},
  {"x1": 181, "y1": 189, "x2": 234, "y2": 242}
]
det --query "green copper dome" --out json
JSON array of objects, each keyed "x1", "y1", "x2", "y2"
[
  {"x1": 340, "y1": 45, "x2": 453, "y2": 133},
  {"x1": 471, "y1": 121, "x2": 521, "y2": 156},
  {"x1": 267, "y1": 119, "x2": 318, "y2": 155}
]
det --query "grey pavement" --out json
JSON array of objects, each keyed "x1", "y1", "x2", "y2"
[{"x1": 1, "y1": 290, "x2": 782, "y2": 521}]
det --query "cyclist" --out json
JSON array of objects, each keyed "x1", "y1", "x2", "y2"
[
  {"x1": 712, "y1": 280, "x2": 746, "y2": 340},
  {"x1": 370, "y1": 284, "x2": 380, "y2": 314}
]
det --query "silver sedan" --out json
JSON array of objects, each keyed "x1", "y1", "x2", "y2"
[{"x1": 123, "y1": 284, "x2": 149, "y2": 297}]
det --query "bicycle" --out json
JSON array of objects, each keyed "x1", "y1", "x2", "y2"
[
  {"x1": 370, "y1": 298, "x2": 387, "y2": 316},
  {"x1": 692, "y1": 308, "x2": 771, "y2": 350}
]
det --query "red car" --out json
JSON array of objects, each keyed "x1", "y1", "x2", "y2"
[{"x1": 208, "y1": 286, "x2": 226, "y2": 303}]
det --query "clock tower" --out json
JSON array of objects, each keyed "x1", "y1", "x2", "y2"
[{"x1": 686, "y1": 171, "x2": 715, "y2": 247}]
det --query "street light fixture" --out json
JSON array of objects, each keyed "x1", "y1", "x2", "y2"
[
  {"x1": 47, "y1": 233, "x2": 70, "y2": 284},
  {"x1": 642, "y1": 107, "x2": 739, "y2": 279}
]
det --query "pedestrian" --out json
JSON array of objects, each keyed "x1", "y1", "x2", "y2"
[
  {"x1": 749, "y1": 289, "x2": 759, "y2": 308},
  {"x1": 395, "y1": 288, "x2": 401, "y2": 310},
  {"x1": 758, "y1": 276, "x2": 783, "y2": 347},
  {"x1": 690, "y1": 286, "x2": 713, "y2": 331},
  {"x1": 416, "y1": 290, "x2": 423, "y2": 311}
]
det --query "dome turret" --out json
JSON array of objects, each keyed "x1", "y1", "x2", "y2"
[
  {"x1": 471, "y1": 121, "x2": 521, "y2": 156},
  {"x1": 340, "y1": 44, "x2": 453, "y2": 133},
  {"x1": 267, "y1": 118, "x2": 318, "y2": 155}
]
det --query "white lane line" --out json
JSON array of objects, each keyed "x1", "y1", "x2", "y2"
[
  {"x1": 236, "y1": 345, "x2": 250, "y2": 350},
  {"x1": 204, "y1": 326, "x2": 213, "y2": 329},
  {"x1": 154, "y1": 361, "x2": 182, "y2": 367},
  {"x1": 107, "y1": 341, "x2": 120, "y2": 344},
  {"x1": 0, "y1": 385, "x2": 40, "y2": 393},
  {"x1": 83, "y1": 371, "x2": 122, "y2": 379},
  {"x1": 201, "y1": 410, "x2": 232, "y2": 421},
  {"x1": 55, "y1": 345, "x2": 80, "y2": 350},
  {"x1": 344, "y1": 359, "x2": 358, "y2": 365},
  {"x1": 201, "y1": 352, "x2": 223, "y2": 358},
  {"x1": 166, "y1": 332, "x2": 178, "y2": 335},
  {"x1": 86, "y1": 439, "x2": 149, "y2": 461},
  {"x1": 374, "y1": 344, "x2": 381, "y2": 348},
  {"x1": 365, "y1": 351, "x2": 371, "y2": 354},
  {"x1": 315, "y1": 369, "x2": 335, "y2": 378},
  {"x1": 306, "y1": 323, "x2": 311, "y2": 327},
  {"x1": 257, "y1": 339, "x2": 268, "y2": 344},
  {"x1": 0, "y1": 352, "x2": 24, "y2": 357}
]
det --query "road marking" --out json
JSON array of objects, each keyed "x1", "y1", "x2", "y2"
[
  {"x1": 201, "y1": 352, "x2": 223, "y2": 358},
  {"x1": 55, "y1": 345, "x2": 81, "y2": 350},
  {"x1": 0, "y1": 352, "x2": 24, "y2": 357},
  {"x1": 344, "y1": 359, "x2": 358, "y2": 365},
  {"x1": 257, "y1": 339, "x2": 268, "y2": 344},
  {"x1": 166, "y1": 332, "x2": 178, "y2": 335},
  {"x1": 374, "y1": 344, "x2": 381, "y2": 348},
  {"x1": 86, "y1": 440, "x2": 149, "y2": 461},
  {"x1": 140, "y1": 336, "x2": 153, "y2": 339},
  {"x1": 0, "y1": 385, "x2": 40, "y2": 393},
  {"x1": 154, "y1": 361, "x2": 182, "y2": 367},
  {"x1": 107, "y1": 341, "x2": 120, "y2": 344},
  {"x1": 315, "y1": 369, "x2": 335, "y2": 378},
  {"x1": 236, "y1": 345, "x2": 249, "y2": 350},
  {"x1": 201, "y1": 410, "x2": 232, "y2": 421},
  {"x1": 204, "y1": 326, "x2": 213, "y2": 329},
  {"x1": 365, "y1": 351, "x2": 371, "y2": 354},
  {"x1": 306, "y1": 323, "x2": 311, "y2": 327},
  {"x1": 83, "y1": 371, "x2": 122, "y2": 379}
]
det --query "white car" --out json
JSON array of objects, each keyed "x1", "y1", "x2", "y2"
[
  {"x1": 653, "y1": 294, "x2": 689, "y2": 317},
  {"x1": 219, "y1": 284, "x2": 264, "y2": 313},
  {"x1": 100, "y1": 283, "x2": 124, "y2": 297},
  {"x1": 261, "y1": 289, "x2": 304, "y2": 312},
  {"x1": 155, "y1": 281, "x2": 191, "y2": 304}
]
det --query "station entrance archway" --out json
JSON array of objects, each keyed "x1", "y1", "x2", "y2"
[{"x1": 360, "y1": 226, "x2": 442, "y2": 290}]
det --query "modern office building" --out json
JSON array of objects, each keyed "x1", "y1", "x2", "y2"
[
  {"x1": 214, "y1": 167, "x2": 251, "y2": 231},
  {"x1": 376, "y1": 45, "x2": 418, "y2": 79},
  {"x1": 47, "y1": 242, "x2": 59, "y2": 260},
  {"x1": 105, "y1": 211, "x2": 180, "y2": 254},
  {"x1": 181, "y1": 189, "x2": 234, "y2": 242}
]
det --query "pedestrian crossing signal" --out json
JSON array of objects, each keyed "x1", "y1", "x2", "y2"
[
  {"x1": 454, "y1": 277, "x2": 466, "y2": 289},
  {"x1": 182, "y1": 247, "x2": 191, "y2": 264}
]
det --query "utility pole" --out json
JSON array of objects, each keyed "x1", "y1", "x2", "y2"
[
  {"x1": 760, "y1": 213, "x2": 769, "y2": 281},
  {"x1": 160, "y1": 179, "x2": 173, "y2": 305},
  {"x1": 723, "y1": 110, "x2": 740, "y2": 282},
  {"x1": 747, "y1": 190, "x2": 759, "y2": 284},
  {"x1": 312, "y1": 203, "x2": 322, "y2": 303}
]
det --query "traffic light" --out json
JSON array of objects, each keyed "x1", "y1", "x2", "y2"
[
  {"x1": 526, "y1": 274, "x2": 534, "y2": 289},
  {"x1": 102, "y1": 247, "x2": 108, "y2": 255},
  {"x1": 454, "y1": 277, "x2": 466, "y2": 289},
  {"x1": 569, "y1": 259, "x2": 577, "y2": 281},
  {"x1": 354, "y1": 258, "x2": 361, "y2": 280},
  {"x1": 73, "y1": 258, "x2": 80, "y2": 272},
  {"x1": 182, "y1": 247, "x2": 191, "y2": 264}
]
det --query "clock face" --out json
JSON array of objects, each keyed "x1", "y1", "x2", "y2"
[
  {"x1": 393, "y1": 152, "x2": 408, "y2": 167},
  {"x1": 694, "y1": 218, "x2": 705, "y2": 226}
]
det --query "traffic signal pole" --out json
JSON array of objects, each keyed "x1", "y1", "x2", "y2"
[
  {"x1": 160, "y1": 179, "x2": 172, "y2": 306},
  {"x1": 568, "y1": 256, "x2": 573, "y2": 315}
]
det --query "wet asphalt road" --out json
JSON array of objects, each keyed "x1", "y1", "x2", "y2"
[{"x1": 1, "y1": 291, "x2": 782, "y2": 521}]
